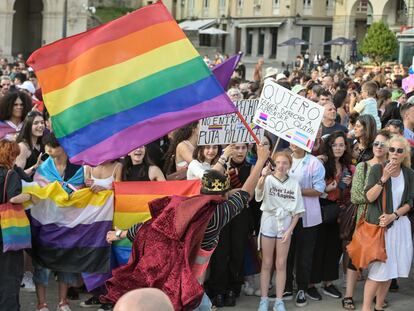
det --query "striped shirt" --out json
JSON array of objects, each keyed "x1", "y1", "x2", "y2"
[{"x1": 127, "y1": 191, "x2": 250, "y2": 251}]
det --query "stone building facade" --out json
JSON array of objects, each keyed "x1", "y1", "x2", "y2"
[
  {"x1": 0, "y1": 0, "x2": 88, "y2": 59},
  {"x1": 175, "y1": 0, "x2": 413, "y2": 66}
]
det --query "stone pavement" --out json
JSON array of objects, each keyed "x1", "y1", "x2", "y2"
[{"x1": 20, "y1": 273, "x2": 414, "y2": 311}]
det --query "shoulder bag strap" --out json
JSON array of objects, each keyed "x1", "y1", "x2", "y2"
[
  {"x1": 381, "y1": 183, "x2": 387, "y2": 214},
  {"x1": 2, "y1": 170, "x2": 12, "y2": 204}
]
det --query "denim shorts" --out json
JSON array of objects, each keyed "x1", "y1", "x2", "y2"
[{"x1": 33, "y1": 261, "x2": 78, "y2": 286}]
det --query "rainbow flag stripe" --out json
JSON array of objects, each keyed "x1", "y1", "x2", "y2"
[
  {"x1": 112, "y1": 180, "x2": 201, "y2": 264},
  {"x1": 27, "y1": 2, "x2": 236, "y2": 166}
]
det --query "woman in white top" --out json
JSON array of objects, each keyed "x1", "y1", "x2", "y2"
[
  {"x1": 256, "y1": 151, "x2": 305, "y2": 311},
  {"x1": 84, "y1": 161, "x2": 122, "y2": 192},
  {"x1": 187, "y1": 144, "x2": 236, "y2": 180},
  {"x1": 362, "y1": 135, "x2": 414, "y2": 311}
]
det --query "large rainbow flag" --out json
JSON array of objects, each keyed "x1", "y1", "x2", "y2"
[
  {"x1": 83, "y1": 180, "x2": 201, "y2": 291},
  {"x1": 27, "y1": 1, "x2": 236, "y2": 166}
]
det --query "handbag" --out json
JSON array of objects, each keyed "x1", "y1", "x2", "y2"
[
  {"x1": 339, "y1": 163, "x2": 368, "y2": 241},
  {"x1": 338, "y1": 203, "x2": 358, "y2": 241},
  {"x1": 0, "y1": 170, "x2": 32, "y2": 252},
  {"x1": 320, "y1": 199, "x2": 341, "y2": 223},
  {"x1": 346, "y1": 184, "x2": 387, "y2": 270}
]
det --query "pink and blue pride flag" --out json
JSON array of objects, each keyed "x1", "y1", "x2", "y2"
[{"x1": 27, "y1": 1, "x2": 236, "y2": 166}]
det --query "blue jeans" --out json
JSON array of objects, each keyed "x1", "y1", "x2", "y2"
[
  {"x1": 33, "y1": 261, "x2": 78, "y2": 286},
  {"x1": 193, "y1": 293, "x2": 212, "y2": 311}
]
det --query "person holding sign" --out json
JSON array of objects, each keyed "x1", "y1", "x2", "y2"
[{"x1": 255, "y1": 151, "x2": 305, "y2": 311}]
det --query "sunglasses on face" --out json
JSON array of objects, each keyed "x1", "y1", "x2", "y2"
[
  {"x1": 373, "y1": 141, "x2": 387, "y2": 148},
  {"x1": 389, "y1": 147, "x2": 404, "y2": 154}
]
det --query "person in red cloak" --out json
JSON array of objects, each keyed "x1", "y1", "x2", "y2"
[{"x1": 99, "y1": 145, "x2": 270, "y2": 311}]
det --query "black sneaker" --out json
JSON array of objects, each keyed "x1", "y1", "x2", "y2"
[
  {"x1": 80, "y1": 296, "x2": 101, "y2": 308},
  {"x1": 98, "y1": 303, "x2": 113, "y2": 311},
  {"x1": 296, "y1": 290, "x2": 308, "y2": 307},
  {"x1": 214, "y1": 294, "x2": 225, "y2": 308},
  {"x1": 389, "y1": 278, "x2": 399, "y2": 292},
  {"x1": 282, "y1": 291, "x2": 293, "y2": 301},
  {"x1": 306, "y1": 287, "x2": 322, "y2": 301},
  {"x1": 224, "y1": 291, "x2": 236, "y2": 307},
  {"x1": 323, "y1": 284, "x2": 342, "y2": 299}
]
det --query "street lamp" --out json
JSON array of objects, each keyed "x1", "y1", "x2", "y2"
[{"x1": 62, "y1": 0, "x2": 68, "y2": 38}]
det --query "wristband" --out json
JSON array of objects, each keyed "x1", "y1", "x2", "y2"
[
  {"x1": 115, "y1": 229, "x2": 123, "y2": 239},
  {"x1": 376, "y1": 179, "x2": 385, "y2": 187},
  {"x1": 393, "y1": 212, "x2": 400, "y2": 220}
]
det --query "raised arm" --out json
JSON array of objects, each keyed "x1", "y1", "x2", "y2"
[{"x1": 242, "y1": 144, "x2": 270, "y2": 200}]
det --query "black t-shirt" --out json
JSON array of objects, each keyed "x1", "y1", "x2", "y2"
[
  {"x1": 63, "y1": 160, "x2": 82, "y2": 182},
  {"x1": 0, "y1": 167, "x2": 22, "y2": 203},
  {"x1": 321, "y1": 122, "x2": 348, "y2": 140}
]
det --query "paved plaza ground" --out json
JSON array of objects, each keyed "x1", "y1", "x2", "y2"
[{"x1": 21, "y1": 270, "x2": 414, "y2": 311}]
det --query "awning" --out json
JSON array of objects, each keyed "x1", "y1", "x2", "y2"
[
  {"x1": 199, "y1": 27, "x2": 229, "y2": 35},
  {"x1": 238, "y1": 21, "x2": 284, "y2": 28},
  {"x1": 179, "y1": 19, "x2": 216, "y2": 31}
]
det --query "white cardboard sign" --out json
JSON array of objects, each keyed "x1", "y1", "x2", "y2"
[
  {"x1": 198, "y1": 99, "x2": 264, "y2": 145},
  {"x1": 253, "y1": 80, "x2": 324, "y2": 152}
]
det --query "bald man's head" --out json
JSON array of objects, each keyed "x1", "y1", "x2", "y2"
[{"x1": 114, "y1": 288, "x2": 174, "y2": 311}]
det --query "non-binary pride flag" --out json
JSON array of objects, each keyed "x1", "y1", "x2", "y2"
[
  {"x1": 27, "y1": 1, "x2": 236, "y2": 166},
  {"x1": 23, "y1": 182, "x2": 114, "y2": 273}
]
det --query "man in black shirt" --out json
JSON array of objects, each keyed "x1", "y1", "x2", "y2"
[{"x1": 321, "y1": 101, "x2": 348, "y2": 140}]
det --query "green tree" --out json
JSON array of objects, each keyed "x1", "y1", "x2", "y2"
[{"x1": 359, "y1": 21, "x2": 398, "y2": 63}]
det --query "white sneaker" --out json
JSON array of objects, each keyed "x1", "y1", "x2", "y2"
[
  {"x1": 242, "y1": 281, "x2": 255, "y2": 296},
  {"x1": 21, "y1": 271, "x2": 36, "y2": 292},
  {"x1": 57, "y1": 303, "x2": 72, "y2": 311},
  {"x1": 36, "y1": 303, "x2": 50, "y2": 311}
]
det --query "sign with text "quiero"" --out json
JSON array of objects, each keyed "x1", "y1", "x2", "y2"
[
  {"x1": 198, "y1": 99, "x2": 264, "y2": 145},
  {"x1": 253, "y1": 80, "x2": 324, "y2": 152}
]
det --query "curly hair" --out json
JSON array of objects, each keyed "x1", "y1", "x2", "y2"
[
  {"x1": 0, "y1": 91, "x2": 32, "y2": 121},
  {"x1": 321, "y1": 131, "x2": 352, "y2": 180},
  {"x1": 0, "y1": 140, "x2": 20, "y2": 169}
]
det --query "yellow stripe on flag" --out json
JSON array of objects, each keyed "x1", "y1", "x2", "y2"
[{"x1": 45, "y1": 39, "x2": 199, "y2": 116}]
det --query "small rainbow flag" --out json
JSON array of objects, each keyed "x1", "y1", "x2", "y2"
[
  {"x1": 208, "y1": 124, "x2": 223, "y2": 130},
  {"x1": 27, "y1": 2, "x2": 236, "y2": 166}
]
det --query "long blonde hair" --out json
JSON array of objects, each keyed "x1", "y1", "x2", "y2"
[{"x1": 389, "y1": 135, "x2": 411, "y2": 168}]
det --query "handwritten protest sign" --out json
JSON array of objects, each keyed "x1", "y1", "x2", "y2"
[
  {"x1": 198, "y1": 99, "x2": 264, "y2": 145},
  {"x1": 253, "y1": 79, "x2": 324, "y2": 152},
  {"x1": 402, "y1": 75, "x2": 414, "y2": 94}
]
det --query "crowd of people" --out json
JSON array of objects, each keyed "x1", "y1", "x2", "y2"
[{"x1": 0, "y1": 50, "x2": 414, "y2": 311}]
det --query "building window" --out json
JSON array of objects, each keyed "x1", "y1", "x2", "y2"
[
  {"x1": 203, "y1": 0, "x2": 209, "y2": 7},
  {"x1": 238, "y1": 0, "x2": 244, "y2": 6},
  {"x1": 258, "y1": 28, "x2": 265, "y2": 56},
  {"x1": 188, "y1": 0, "x2": 194, "y2": 16},
  {"x1": 270, "y1": 28, "x2": 278, "y2": 58},
  {"x1": 246, "y1": 28, "x2": 253, "y2": 55},
  {"x1": 220, "y1": 0, "x2": 226, "y2": 8},
  {"x1": 301, "y1": 26, "x2": 310, "y2": 55},
  {"x1": 324, "y1": 27, "x2": 332, "y2": 57},
  {"x1": 303, "y1": 0, "x2": 311, "y2": 6},
  {"x1": 199, "y1": 34, "x2": 211, "y2": 47}
]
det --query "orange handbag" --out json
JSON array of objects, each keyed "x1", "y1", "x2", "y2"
[{"x1": 346, "y1": 184, "x2": 387, "y2": 270}]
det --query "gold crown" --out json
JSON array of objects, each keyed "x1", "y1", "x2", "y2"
[{"x1": 201, "y1": 175, "x2": 231, "y2": 193}]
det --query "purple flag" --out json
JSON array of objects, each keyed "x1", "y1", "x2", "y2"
[
  {"x1": 0, "y1": 121, "x2": 16, "y2": 139},
  {"x1": 212, "y1": 52, "x2": 243, "y2": 90}
]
